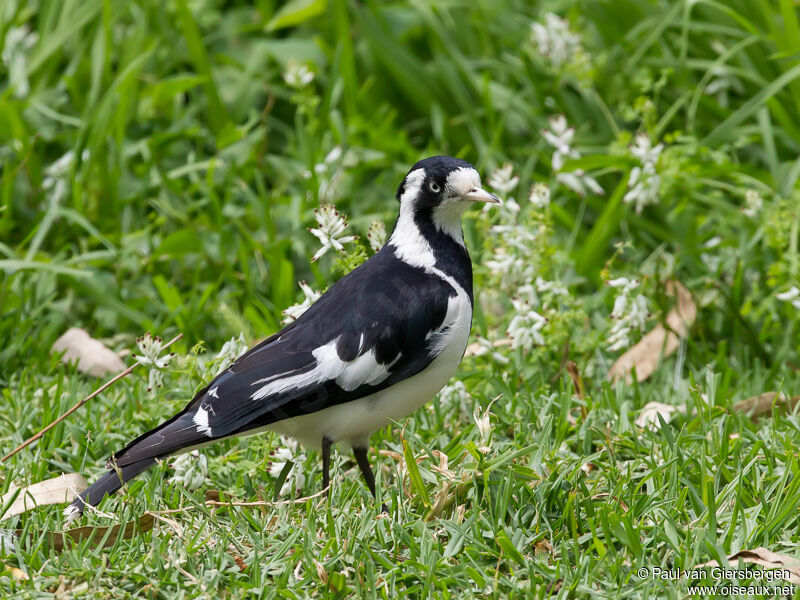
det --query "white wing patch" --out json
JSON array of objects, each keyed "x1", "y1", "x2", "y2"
[
  {"x1": 250, "y1": 338, "x2": 397, "y2": 401},
  {"x1": 193, "y1": 405, "x2": 213, "y2": 437}
]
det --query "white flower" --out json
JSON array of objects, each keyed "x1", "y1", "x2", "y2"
[
  {"x1": 623, "y1": 164, "x2": 660, "y2": 213},
  {"x1": 283, "y1": 281, "x2": 322, "y2": 324},
  {"x1": 170, "y1": 451, "x2": 208, "y2": 491},
  {"x1": 133, "y1": 332, "x2": 175, "y2": 391},
  {"x1": 472, "y1": 397, "x2": 498, "y2": 452},
  {"x1": 366, "y1": 221, "x2": 387, "y2": 253},
  {"x1": 487, "y1": 164, "x2": 519, "y2": 195},
  {"x1": 467, "y1": 337, "x2": 510, "y2": 365},
  {"x1": 776, "y1": 286, "x2": 800, "y2": 310},
  {"x1": 485, "y1": 247, "x2": 519, "y2": 277},
  {"x1": 268, "y1": 436, "x2": 306, "y2": 497},
  {"x1": 542, "y1": 115, "x2": 575, "y2": 157},
  {"x1": 629, "y1": 134, "x2": 663, "y2": 165},
  {"x1": 530, "y1": 13, "x2": 582, "y2": 69},
  {"x1": 308, "y1": 204, "x2": 357, "y2": 261},
  {"x1": 439, "y1": 380, "x2": 472, "y2": 405},
  {"x1": 543, "y1": 115, "x2": 603, "y2": 196},
  {"x1": 2, "y1": 26, "x2": 38, "y2": 98},
  {"x1": 535, "y1": 276, "x2": 568, "y2": 297},
  {"x1": 556, "y1": 170, "x2": 603, "y2": 197},
  {"x1": 215, "y1": 334, "x2": 248, "y2": 371},
  {"x1": 507, "y1": 301, "x2": 548, "y2": 351},
  {"x1": 606, "y1": 277, "x2": 649, "y2": 352},
  {"x1": 283, "y1": 61, "x2": 314, "y2": 88},
  {"x1": 742, "y1": 189, "x2": 763, "y2": 218},
  {"x1": 529, "y1": 183, "x2": 551, "y2": 208},
  {"x1": 314, "y1": 146, "x2": 343, "y2": 174},
  {"x1": 623, "y1": 134, "x2": 662, "y2": 213}
]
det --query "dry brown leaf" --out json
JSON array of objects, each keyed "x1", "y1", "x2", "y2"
[
  {"x1": 314, "y1": 559, "x2": 328, "y2": 584},
  {"x1": 696, "y1": 548, "x2": 800, "y2": 584},
  {"x1": 20, "y1": 513, "x2": 156, "y2": 552},
  {"x1": 1, "y1": 474, "x2": 87, "y2": 521},
  {"x1": 732, "y1": 392, "x2": 800, "y2": 419},
  {"x1": 635, "y1": 402, "x2": 678, "y2": 430},
  {"x1": 51, "y1": 328, "x2": 125, "y2": 377},
  {"x1": 609, "y1": 281, "x2": 697, "y2": 383},
  {"x1": 1, "y1": 562, "x2": 29, "y2": 580}
]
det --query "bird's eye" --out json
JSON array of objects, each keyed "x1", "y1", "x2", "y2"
[{"x1": 429, "y1": 181, "x2": 441, "y2": 193}]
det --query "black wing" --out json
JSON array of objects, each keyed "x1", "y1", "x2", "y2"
[{"x1": 110, "y1": 249, "x2": 459, "y2": 466}]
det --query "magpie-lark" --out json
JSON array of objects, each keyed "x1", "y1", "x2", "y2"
[{"x1": 66, "y1": 155, "x2": 498, "y2": 520}]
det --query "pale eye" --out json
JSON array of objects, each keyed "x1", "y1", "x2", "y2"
[{"x1": 429, "y1": 181, "x2": 441, "y2": 193}]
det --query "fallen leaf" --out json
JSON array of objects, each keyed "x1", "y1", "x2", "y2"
[
  {"x1": 610, "y1": 281, "x2": 697, "y2": 383},
  {"x1": 1, "y1": 562, "x2": 28, "y2": 580},
  {"x1": 20, "y1": 512, "x2": 155, "y2": 552},
  {"x1": 732, "y1": 392, "x2": 800, "y2": 419},
  {"x1": 696, "y1": 548, "x2": 800, "y2": 584},
  {"x1": 51, "y1": 328, "x2": 126, "y2": 377},
  {"x1": 635, "y1": 402, "x2": 678, "y2": 430},
  {"x1": 314, "y1": 559, "x2": 328, "y2": 584},
  {"x1": 1, "y1": 474, "x2": 87, "y2": 521}
]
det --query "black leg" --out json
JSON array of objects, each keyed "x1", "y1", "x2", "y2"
[
  {"x1": 322, "y1": 436, "x2": 333, "y2": 493},
  {"x1": 353, "y1": 446, "x2": 388, "y2": 513}
]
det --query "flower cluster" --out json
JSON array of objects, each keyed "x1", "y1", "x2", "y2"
[
  {"x1": 214, "y1": 334, "x2": 248, "y2": 371},
  {"x1": 529, "y1": 183, "x2": 550, "y2": 209},
  {"x1": 623, "y1": 134, "x2": 663, "y2": 214},
  {"x1": 507, "y1": 299, "x2": 548, "y2": 351},
  {"x1": 467, "y1": 337, "x2": 510, "y2": 366},
  {"x1": 742, "y1": 189, "x2": 763, "y2": 218},
  {"x1": 283, "y1": 281, "x2": 322, "y2": 324},
  {"x1": 268, "y1": 436, "x2": 306, "y2": 497},
  {"x1": 283, "y1": 60, "x2": 314, "y2": 89},
  {"x1": 606, "y1": 277, "x2": 649, "y2": 352},
  {"x1": 366, "y1": 221, "x2": 387, "y2": 253},
  {"x1": 133, "y1": 332, "x2": 175, "y2": 392},
  {"x1": 308, "y1": 204, "x2": 358, "y2": 262},
  {"x1": 170, "y1": 451, "x2": 208, "y2": 491},
  {"x1": 542, "y1": 116, "x2": 603, "y2": 197},
  {"x1": 530, "y1": 14, "x2": 583, "y2": 70}
]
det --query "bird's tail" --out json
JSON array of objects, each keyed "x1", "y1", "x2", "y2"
[{"x1": 64, "y1": 458, "x2": 157, "y2": 522}]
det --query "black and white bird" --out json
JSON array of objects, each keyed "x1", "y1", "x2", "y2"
[{"x1": 66, "y1": 155, "x2": 499, "y2": 520}]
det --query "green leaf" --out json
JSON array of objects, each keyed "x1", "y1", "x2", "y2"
[
  {"x1": 155, "y1": 229, "x2": 201, "y2": 257},
  {"x1": 267, "y1": 0, "x2": 327, "y2": 32},
  {"x1": 573, "y1": 172, "x2": 631, "y2": 280},
  {"x1": 704, "y1": 62, "x2": 800, "y2": 146},
  {"x1": 495, "y1": 530, "x2": 525, "y2": 565},
  {"x1": 402, "y1": 436, "x2": 431, "y2": 507}
]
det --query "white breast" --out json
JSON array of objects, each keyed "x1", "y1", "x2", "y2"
[{"x1": 266, "y1": 286, "x2": 472, "y2": 450}]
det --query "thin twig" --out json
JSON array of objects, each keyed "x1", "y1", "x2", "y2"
[{"x1": 2, "y1": 333, "x2": 183, "y2": 463}]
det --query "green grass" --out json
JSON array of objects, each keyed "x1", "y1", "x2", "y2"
[{"x1": 2, "y1": 0, "x2": 800, "y2": 597}]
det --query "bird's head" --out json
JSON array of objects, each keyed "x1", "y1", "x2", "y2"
[
  {"x1": 393, "y1": 156, "x2": 499, "y2": 242},
  {"x1": 396, "y1": 155, "x2": 499, "y2": 210}
]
